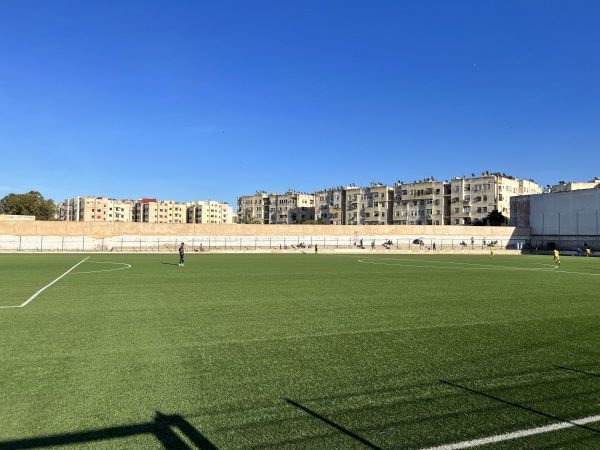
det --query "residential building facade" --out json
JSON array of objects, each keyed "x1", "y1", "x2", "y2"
[
  {"x1": 315, "y1": 187, "x2": 346, "y2": 225},
  {"x1": 187, "y1": 200, "x2": 234, "y2": 224},
  {"x1": 393, "y1": 179, "x2": 450, "y2": 225},
  {"x1": 449, "y1": 173, "x2": 542, "y2": 225},
  {"x1": 237, "y1": 192, "x2": 270, "y2": 224},
  {"x1": 59, "y1": 196, "x2": 134, "y2": 222},
  {"x1": 133, "y1": 199, "x2": 186, "y2": 223},
  {"x1": 549, "y1": 178, "x2": 600, "y2": 192},
  {"x1": 267, "y1": 191, "x2": 315, "y2": 224},
  {"x1": 344, "y1": 183, "x2": 394, "y2": 225}
]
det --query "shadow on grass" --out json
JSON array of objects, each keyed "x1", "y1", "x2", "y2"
[
  {"x1": 285, "y1": 399, "x2": 382, "y2": 449},
  {"x1": 440, "y1": 380, "x2": 600, "y2": 436},
  {"x1": 0, "y1": 412, "x2": 217, "y2": 449},
  {"x1": 555, "y1": 365, "x2": 600, "y2": 378},
  {"x1": 160, "y1": 262, "x2": 180, "y2": 266}
]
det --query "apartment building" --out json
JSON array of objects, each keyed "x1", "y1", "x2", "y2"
[
  {"x1": 59, "y1": 196, "x2": 134, "y2": 222},
  {"x1": 549, "y1": 177, "x2": 600, "y2": 192},
  {"x1": 187, "y1": 200, "x2": 234, "y2": 224},
  {"x1": 133, "y1": 199, "x2": 186, "y2": 223},
  {"x1": 364, "y1": 183, "x2": 394, "y2": 225},
  {"x1": 237, "y1": 192, "x2": 269, "y2": 224},
  {"x1": 344, "y1": 186, "x2": 363, "y2": 225},
  {"x1": 392, "y1": 179, "x2": 450, "y2": 225},
  {"x1": 449, "y1": 173, "x2": 542, "y2": 225},
  {"x1": 268, "y1": 191, "x2": 315, "y2": 224},
  {"x1": 344, "y1": 183, "x2": 394, "y2": 225},
  {"x1": 315, "y1": 187, "x2": 346, "y2": 225}
]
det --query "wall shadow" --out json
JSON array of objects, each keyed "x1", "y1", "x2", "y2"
[
  {"x1": 555, "y1": 365, "x2": 600, "y2": 378},
  {"x1": 440, "y1": 380, "x2": 600, "y2": 436},
  {"x1": 0, "y1": 412, "x2": 217, "y2": 449},
  {"x1": 285, "y1": 398, "x2": 382, "y2": 449}
]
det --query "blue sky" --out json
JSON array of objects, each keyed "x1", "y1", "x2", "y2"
[{"x1": 1, "y1": 0, "x2": 599, "y2": 209}]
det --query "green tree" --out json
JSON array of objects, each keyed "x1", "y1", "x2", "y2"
[
  {"x1": 299, "y1": 218, "x2": 328, "y2": 225},
  {"x1": 0, "y1": 191, "x2": 56, "y2": 220},
  {"x1": 486, "y1": 209, "x2": 506, "y2": 226},
  {"x1": 238, "y1": 215, "x2": 262, "y2": 224}
]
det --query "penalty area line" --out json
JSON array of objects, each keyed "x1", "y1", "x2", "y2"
[
  {"x1": 422, "y1": 414, "x2": 600, "y2": 450},
  {"x1": 0, "y1": 256, "x2": 90, "y2": 309}
]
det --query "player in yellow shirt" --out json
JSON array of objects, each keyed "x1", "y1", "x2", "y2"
[
  {"x1": 553, "y1": 249, "x2": 560, "y2": 266},
  {"x1": 586, "y1": 247, "x2": 591, "y2": 257},
  {"x1": 490, "y1": 245, "x2": 495, "y2": 257}
]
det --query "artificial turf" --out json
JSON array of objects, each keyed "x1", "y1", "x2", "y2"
[{"x1": 1, "y1": 253, "x2": 599, "y2": 449}]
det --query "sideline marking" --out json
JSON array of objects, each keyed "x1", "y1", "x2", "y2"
[
  {"x1": 357, "y1": 257, "x2": 600, "y2": 276},
  {"x1": 0, "y1": 257, "x2": 90, "y2": 309},
  {"x1": 422, "y1": 414, "x2": 600, "y2": 449}
]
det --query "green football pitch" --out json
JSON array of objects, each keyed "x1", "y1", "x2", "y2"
[{"x1": 1, "y1": 253, "x2": 599, "y2": 449}]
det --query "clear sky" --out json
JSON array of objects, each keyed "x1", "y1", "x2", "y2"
[{"x1": 1, "y1": 0, "x2": 598, "y2": 209}]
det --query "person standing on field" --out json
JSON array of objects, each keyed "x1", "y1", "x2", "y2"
[
  {"x1": 553, "y1": 248, "x2": 560, "y2": 266},
  {"x1": 490, "y1": 244, "x2": 495, "y2": 257},
  {"x1": 179, "y1": 242, "x2": 185, "y2": 266}
]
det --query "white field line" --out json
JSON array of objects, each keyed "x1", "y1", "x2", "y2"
[
  {"x1": 0, "y1": 256, "x2": 90, "y2": 309},
  {"x1": 70, "y1": 261, "x2": 131, "y2": 274},
  {"x1": 357, "y1": 258, "x2": 600, "y2": 276},
  {"x1": 423, "y1": 414, "x2": 600, "y2": 449}
]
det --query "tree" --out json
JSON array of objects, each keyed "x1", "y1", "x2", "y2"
[
  {"x1": 238, "y1": 215, "x2": 261, "y2": 224},
  {"x1": 299, "y1": 218, "x2": 328, "y2": 225},
  {"x1": 486, "y1": 209, "x2": 506, "y2": 226},
  {"x1": 0, "y1": 191, "x2": 56, "y2": 220}
]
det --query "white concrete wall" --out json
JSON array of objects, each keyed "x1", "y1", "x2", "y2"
[
  {"x1": 0, "y1": 221, "x2": 529, "y2": 252},
  {"x1": 530, "y1": 189, "x2": 600, "y2": 235}
]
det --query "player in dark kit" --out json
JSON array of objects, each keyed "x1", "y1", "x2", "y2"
[{"x1": 179, "y1": 242, "x2": 185, "y2": 266}]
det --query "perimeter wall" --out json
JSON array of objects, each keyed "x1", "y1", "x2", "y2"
[
  {"x1": 0, "y1": 222, "x2": 529, "y2": 253},
  {"x1": 512, "y1": 189, "x2": 600, "y2": 251}
]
